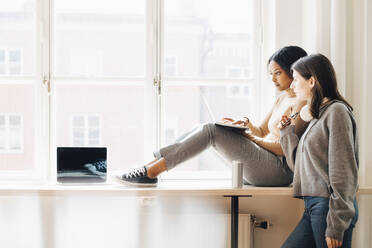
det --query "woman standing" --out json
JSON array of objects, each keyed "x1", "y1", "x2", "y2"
[
  {"x1": 279, "y1": 54, "x2": 358, "y2": 248},
  {"x1": 119, "y1": 46, "x2": 308, "y2": 187}
]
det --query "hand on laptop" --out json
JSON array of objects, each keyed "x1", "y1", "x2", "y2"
[
  {"x1": 220, "y1": 117, "x2": 249, "y2": 127},
  {"x1": 221, "y1": 117, "x2": 235, "y2": 123}
]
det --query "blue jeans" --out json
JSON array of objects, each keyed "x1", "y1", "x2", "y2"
[{"x1": 282, "y1": 196, "x2": 358, "y2": 248}]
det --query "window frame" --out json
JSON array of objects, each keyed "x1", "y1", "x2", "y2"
[{"x1": 0, "y1": 0, "x2": 265, "y2": 182}]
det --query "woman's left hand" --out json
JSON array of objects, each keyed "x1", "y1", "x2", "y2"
[{"x1": 325, "y1": 237, "x2": 342, "y2": 248}]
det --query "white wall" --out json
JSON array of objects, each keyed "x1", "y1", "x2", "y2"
[{"x1": 0, "y1": 192, "x2": 303, "y2": 248}]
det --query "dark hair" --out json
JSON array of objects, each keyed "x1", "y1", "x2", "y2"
[
  {"x1": 267, "y1": 46, "x2": 308, "y2": 79},
  {"x1": 291, "y1": 53, "x2": 353, "y2": 118}
]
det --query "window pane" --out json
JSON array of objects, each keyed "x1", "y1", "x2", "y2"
[
  {"x1": 0, "y1": 50, "x2": 5, "y2": 62},
  {"x1": 55, "y1": 84, "x2": 145, "y2": 171},
  {"x1": 0, "y1": 1, "x2": 35, "y2": 75},
  {"x1": 73, "y1": 139, "x2": 84, "y2": 147},
  {"x1": 0, "y1": 86, "x2": 34, "y2": 168},
  {"x1": 162, "y1": 0, "x2": 259, "y2": 174},
  {"x1": 88, "y1": 139, "x2": 99, "y2": 147},
  {"x1": 73, "y1": 116, "x2": 84, "y2": 127},
  {"x1": 0, "y1": 127, "x2": 5, "y2": 149},
  {"x1": 9, "y1": 115, "x2": 21, "y2": 126},
  {"x1": 9, "y1": 50, "x2": 21, "y2": 62},
  {"x1": 73, "y1": 129, "x2": 84, "y2": 139},
  {"x1": 164, "y1": 0, "x2": 256, "y2": 79},
  {"x1": 0, "y1": 65, "x2": 5, "y2": 74},
  {"x1": 9, "y1": 64, "x2": 21, "y2": 75},
  {"x1": 9, "y1": 127, "x2": 22, "y2": 150},
  {"x1": 88, "y1": 129, "x2": 99, "y2": 139},
  {"x1": 88, "y1": 116, "x2": 99, "y2": 127},
  {"x1": 54, "y1": 0, "x2": 145, "y2": 78},
  {"x1": 162, "y1": 85, "x2": 256, "y2": 171},
  {"x1": 0, "y1": 0, "x2": 36, "y2": 171}
]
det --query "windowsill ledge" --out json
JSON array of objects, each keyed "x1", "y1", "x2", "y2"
[
  {"x1": 0, "y1": 178, "x2": 371, "y2": 196},
  {"x1": 0, "y1": 178, "x2": 293, "y2": 196}
]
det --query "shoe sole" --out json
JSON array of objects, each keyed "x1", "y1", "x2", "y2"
[{"x1": 114, "y1": 175, "x2": 158, "y2": 187}]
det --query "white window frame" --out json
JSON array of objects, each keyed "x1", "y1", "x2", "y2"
[
  {"x1": 70, "y1": 115, "x2": 102, "y2": 147},
  {"x1": 0, "y1": 113, "x2": 24, "y2": 153},
  {"x1": 0, "y1": 0, "x2": 266, "y2": 182}
]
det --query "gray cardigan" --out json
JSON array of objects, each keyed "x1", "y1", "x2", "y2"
[{"x1": 280, "y1": 101, "x2": 358, "y2": 241}]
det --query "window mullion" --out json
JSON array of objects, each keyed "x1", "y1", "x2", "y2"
[
  {"x1": 37, "y1": 0, "x2": 52, "y2": 181},
  {"x1": 156, "y1": 0, "x2": 164, "y2": 152},
  {"x1": 143, "y1": 0, "x2": 159, "y2": 162}
]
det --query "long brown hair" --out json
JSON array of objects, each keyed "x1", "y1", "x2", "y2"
[{"x1": 291, "y1": 53, "x2": 352, "y2": 118}]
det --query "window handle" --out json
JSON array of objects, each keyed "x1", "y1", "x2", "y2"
[
  {"x1": 153, "y1": 75, "x2": 161, "y2": 95},
  {"x1": 43, "y1": 74, "x2": 51, "y2": 93}
]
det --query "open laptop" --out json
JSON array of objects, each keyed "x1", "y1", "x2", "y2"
[
  {"x1": 201, "y1": 94, "x2": 248, "y2": 130},
  {"x1": 57, "y1": 147, "x2": 107, "y2": 183}
]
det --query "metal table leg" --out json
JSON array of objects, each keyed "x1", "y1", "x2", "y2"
[
  {"x1": 224, "y1": 195, "x2": 252, "y2": 248},
  {"x1": 231, "y1": 196, "x2": 239, "y2": 248}
]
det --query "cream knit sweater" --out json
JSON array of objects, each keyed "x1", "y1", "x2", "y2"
[{"x1": 245, "y1": 89, "x2": 308, "y2": 156}]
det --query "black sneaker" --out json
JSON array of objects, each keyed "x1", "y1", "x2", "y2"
[
  {"x1": 84, "y1": 160, "x2": 107, "y2": 177},
  {"x1": 119, "y1": 167, "x2": 158, "y2": 187}
]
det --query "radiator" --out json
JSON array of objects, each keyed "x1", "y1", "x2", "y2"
[{"x1": 227, "y1": 214, "x2": 254, "y2": 248}]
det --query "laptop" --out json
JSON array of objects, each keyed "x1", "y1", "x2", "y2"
[
  {"x1": 57, "y1": 147, "x2": 107, "y2": 183},
  {"x1": 201, "y1": 94, "x2": 248, "y2": 130}
]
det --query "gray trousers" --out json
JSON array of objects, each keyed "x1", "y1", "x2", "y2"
[{"x1": 154, "y1": 123, "x2": 293, "y2": 186}]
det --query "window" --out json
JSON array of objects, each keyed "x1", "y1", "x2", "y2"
[
  {"x1": 162, "y1": 0, "x2": 261, "y2": 177},
  {"x1": 54, "y1": 0, "x2": 147, "y2": 173},
  {"x1": 0, "y1": 0, "x2": 263, "y2": 180},
  {"x1": 0, "y1": 114, "x2": 23, "y2": 153},
  {"x1": 0, "y1": 49, "x2": 22, "y2": 75},
  {"x1": 0, "y1": 0, "x2": 38, "y2": 175},
  {"x1": 71, "y1": 115, "x2": 101, "y2": 146}
]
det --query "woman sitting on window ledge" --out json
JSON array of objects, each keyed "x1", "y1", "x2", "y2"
[{"x1": 118, "y1": 46, "x2": 309, "y2": 187}]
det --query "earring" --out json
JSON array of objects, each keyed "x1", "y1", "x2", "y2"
[{"x1": 300, "y1": 105, "x2": 313, "y2": 122}]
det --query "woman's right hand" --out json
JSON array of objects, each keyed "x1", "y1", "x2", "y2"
[
  {"x1": 277, "y1": 115, "x2": 291, "y2": 129},
  {"x1": 221, "y1": 117, "x2": 250, "y2": 127}
]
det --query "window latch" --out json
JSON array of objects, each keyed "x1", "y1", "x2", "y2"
[
  {"x1": 43, "y1": 74, "x2": 51, "y2": 93},
  {"x1": 153, "y1": 75, "x2": 161, "y2": 95}
]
